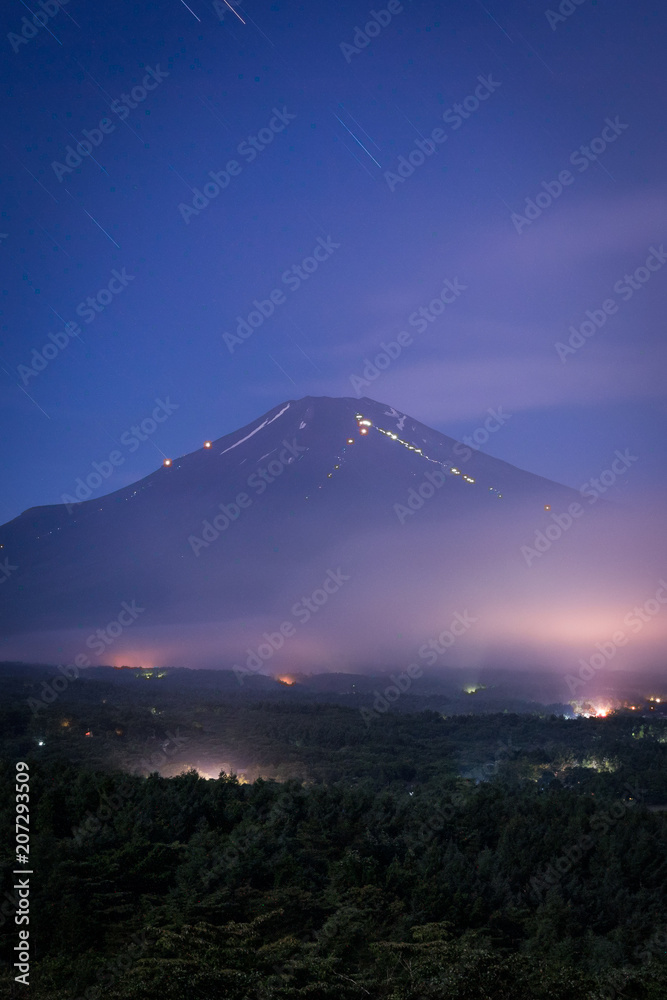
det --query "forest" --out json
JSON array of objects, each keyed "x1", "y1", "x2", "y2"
[{"x1": 0, "y1": 663, "x2": 666, "y2": 998}]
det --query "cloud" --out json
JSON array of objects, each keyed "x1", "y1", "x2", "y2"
[
  {"x1": 306, "y1": 341, "x2": 662, "y2": 424},
  {"x1": 471, "y1": 188, "x2": 667, "y2": 275}
]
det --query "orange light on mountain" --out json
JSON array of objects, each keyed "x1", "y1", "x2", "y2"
[{"x1": 163, "y1": 459, "x2": 172, "y2": 467}]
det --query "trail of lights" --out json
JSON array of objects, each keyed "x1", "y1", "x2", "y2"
[
  {"x1": 368, "y1": 416, "x2": 511, "y2": 498},
  {"x1": 375, "y1": 424, "x2": 477, "y2": 483},
  {"x1": 220, "y1": 0, "x2": 246, "y2": 24},
  {"x1": 179, "y1": 0, "x2": 201, "y2": 20},
  {"x1": 306, "y1": 411, "x2": 506, "y2": 500}
]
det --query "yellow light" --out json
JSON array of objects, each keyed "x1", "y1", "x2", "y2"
[
  {"x1": 204, "y1": 441, "x2": 212, "y2": 449},
  {"x1": 163, "y1": 459, "x2": 172, "y2": 467}
]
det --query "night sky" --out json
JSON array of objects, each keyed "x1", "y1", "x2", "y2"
[{"x1": 1, "y1": 0, "x2": 666, "y2": 525}]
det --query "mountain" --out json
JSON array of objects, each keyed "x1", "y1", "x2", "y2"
[{"x1": 0, "y1": 396, "x2": 646, "y2": 679}]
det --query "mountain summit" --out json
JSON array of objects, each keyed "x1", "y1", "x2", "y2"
[{"x1": 0, "y1": 396, "x2": 620, "y2": 672}]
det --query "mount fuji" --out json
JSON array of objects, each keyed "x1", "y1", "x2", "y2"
[{"x1": 0, "y1": 396, "x2": 648, "y2": 677}]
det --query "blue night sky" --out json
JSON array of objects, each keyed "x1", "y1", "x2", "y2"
[{"x1": 1, "y1": 0, "x2": 665, "y2": 524}]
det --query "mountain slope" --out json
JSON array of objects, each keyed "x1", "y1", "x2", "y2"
[{"x1": 0, "y1": 396, "x2": 633, "y2": 673}]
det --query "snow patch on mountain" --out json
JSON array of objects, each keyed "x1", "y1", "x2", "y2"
[
  {"x1": 220, "y1": 403, "x2": 291, "y2": 455},
  {"x1": 384, "y1": 406, "x2": 407, "y2": 431}
]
